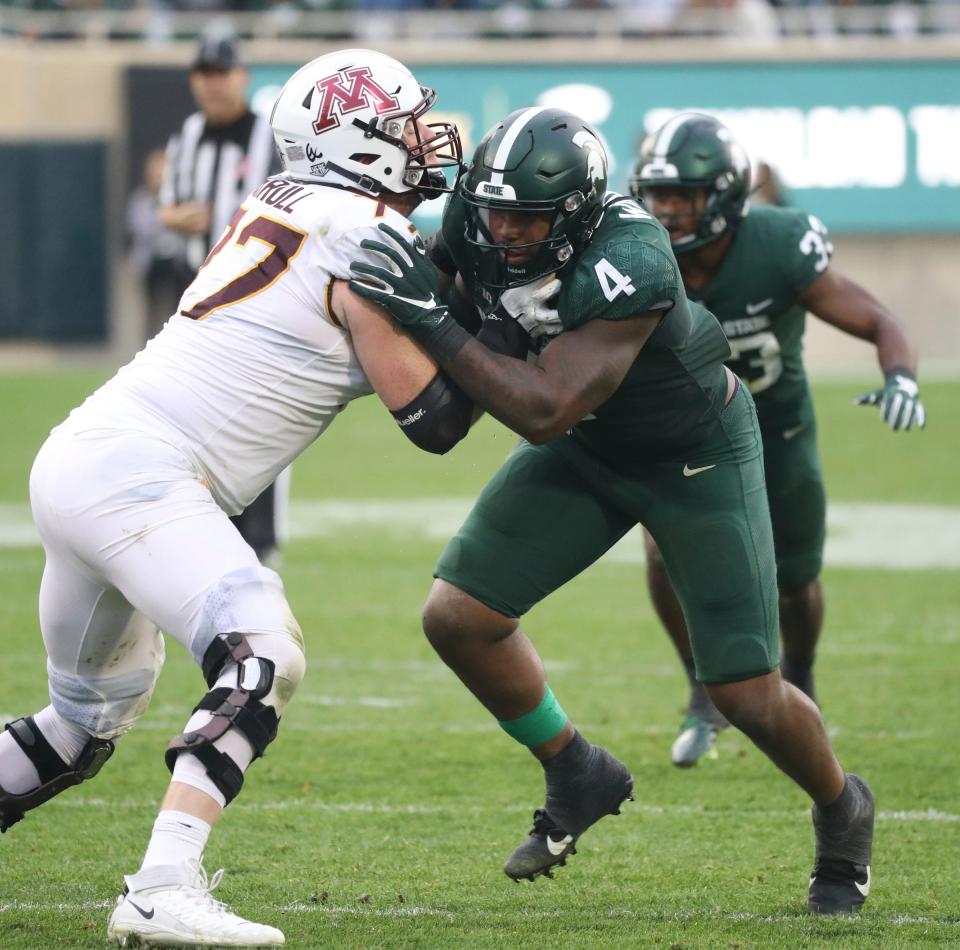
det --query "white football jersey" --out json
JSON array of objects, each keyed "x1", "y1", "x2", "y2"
[{"x1": 59, "y1": 177, "x2": 419, "y2": 514}]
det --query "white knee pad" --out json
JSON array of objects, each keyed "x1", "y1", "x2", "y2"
[{"x1": 191, "y1": 566, "x2": 303, "y2": 668}]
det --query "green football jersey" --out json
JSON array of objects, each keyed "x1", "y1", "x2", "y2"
[
  {"x1": 441, "y1": 191, "x2": 732, "y2": 469},
  {"x1": 687, "y1": 204, "x2": 833, "y2": 426}
]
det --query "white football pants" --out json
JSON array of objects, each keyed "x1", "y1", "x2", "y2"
[{"x1": 28, "y1": 428, "x2": 304, "y2": 740}]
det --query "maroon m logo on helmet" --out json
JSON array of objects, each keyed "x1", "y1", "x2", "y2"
[{"x1": 312, "y1": 67, "x2": 401, "y2": 135}]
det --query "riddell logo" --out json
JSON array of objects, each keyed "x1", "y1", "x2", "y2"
[
  {"x1": 312, "y1": 67, "x2": 400, "y2": 134},
  {"x1": 396, "y1": 408, "x2": 426, "y2": 427}
]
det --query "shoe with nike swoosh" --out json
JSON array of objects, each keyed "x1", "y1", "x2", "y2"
[
  {"x1": 107, "y1": 858, "x2": 284, "y2": 946},
  {"x1": 504, "y1": 733, "x2": 634, "y2": 882},
  {"x1": 807, "y1": 773, "x2": 875, "y2": 915}
]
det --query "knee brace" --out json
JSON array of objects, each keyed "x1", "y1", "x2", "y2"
[
  {"x1": 164, "y1": 631, "x2": 302, "y2": 806},
  {"x1": 0, "y1": 716, "x2": 114, "y2": 833}
]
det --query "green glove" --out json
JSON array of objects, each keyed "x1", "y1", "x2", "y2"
[
  {"x1": 855, "y1": 368, "x2": 926, "y2": 431},
  {"x1": 350, "y1": 223, "x2": 451, "y2": 336}
]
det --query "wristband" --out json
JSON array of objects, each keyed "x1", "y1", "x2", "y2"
[
  {"x1": 411, "y1": 309, "x2": 472, "y2": 363},
  {"x1": 884, "y1": 365, "x2": 915, "y2": 382}
]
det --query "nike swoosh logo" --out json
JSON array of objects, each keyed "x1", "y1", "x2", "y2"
[
  {"x1": 855, "y1": 866, "x2": 871, "y2": 897},
  {"x1": 683, "y1": 464, "x2": 716, "y2": 477},
  {"x1": 394, "y1": 293, "x2": 439, "y2": 309},
  {"x1": 546, "y1": 834, "x2": 574, "y2": 856},
  {"x1": 128, "y1": 899, "x2": 155, "y2": 920},
  {"x1": 745, "y1": 298, "x2": 773, "y2": 315},
  {"x1": 782, "y1": 424, "x2": 807, "y2": 440}
]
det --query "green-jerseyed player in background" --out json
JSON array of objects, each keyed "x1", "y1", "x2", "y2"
[
  {"x1": 630, "y1": 113, "x2": 926, "y2": 768},
  {"x1": 348, "y1": 107, "x2": 875, "y2": 915}
]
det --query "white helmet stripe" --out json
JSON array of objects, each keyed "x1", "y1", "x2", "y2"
[
  {"x1": 490, "y1": 107, "x2": 548, "y2": 187},
  {"x1": 651, "y1": 112, "x2": 694, "y2": 160}
]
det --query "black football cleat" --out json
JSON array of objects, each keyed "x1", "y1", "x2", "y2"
[
  {"x1": 808, "y1": 858, "x2": 871, "y2": 914},
  {"x1": 504, "y1": 733, "x2": 634, "y2": 882},
  {"x1": 807, "y1": 773, "x2": 875, "y2": 914}
]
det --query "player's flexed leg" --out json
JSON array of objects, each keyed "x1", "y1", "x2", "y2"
[
  {"x1": 423, "y1": 580, "x2": 634, "y2": 882},
  {"x1": 4, "y1": 46, "x2": 473, "y2": 946},
  {"x1": 1, "y1": 430, "x2": 300, "y2": 947}
]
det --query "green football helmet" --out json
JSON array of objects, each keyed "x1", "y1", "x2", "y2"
[
  {"x1": 460, "y1": 106, "x2": 608, "y2": 288},
  {"x1": 629, "y1": 113, "x2": 751, "y2": 253}
]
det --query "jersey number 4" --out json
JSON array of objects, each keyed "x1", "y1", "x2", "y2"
[
  {"x1": 181, "y1": 207, "x2": 308, "y2": 320},
  {"x1": 594, "y1": 258, "x2": 636, "y2": 302}
]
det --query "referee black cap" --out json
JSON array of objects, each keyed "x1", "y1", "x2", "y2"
[{"x1": 192, "y1": 35, "x2": 242, "y2": 73}]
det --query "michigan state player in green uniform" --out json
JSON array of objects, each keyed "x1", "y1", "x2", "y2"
[
  {"x1": 349, "y1": 107, "x2": 875, "y2": 915},
  {"x1": 631, "y1": 113, "x2": 926, "y2": 769}
]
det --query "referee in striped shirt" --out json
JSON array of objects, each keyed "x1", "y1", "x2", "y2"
[
  {"x1": 159, "y1": 34, "x2": 287, "y2": 565},
  {"x1": 160, "y1": 35, "x2": 277, "y2": 286}
]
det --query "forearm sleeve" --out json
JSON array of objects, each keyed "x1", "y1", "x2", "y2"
[{"x1": 391, "y1": 371, "x2": 473, "y2": 455}]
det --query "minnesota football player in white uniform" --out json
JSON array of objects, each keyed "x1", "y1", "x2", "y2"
[{"x1": 0, "y1": 49, "x2": 468, "y2": 948}]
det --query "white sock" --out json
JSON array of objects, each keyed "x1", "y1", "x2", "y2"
[
  {"x1": 140, "y1": 810, "x2": 212, "y2": 871},
  {"x1": 33, "y1": 706, "x2": 91, "y2": 763},
  {"x1": 0, "y1": 707, "x2": 91, "y2": 795},
  {"x1": 0, "y1": 729, "x2": 40, "y2": 794}
]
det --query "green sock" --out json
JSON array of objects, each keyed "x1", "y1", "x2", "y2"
[{"x1": 497, "y1": 686, "x2": 568, "y2": 749}]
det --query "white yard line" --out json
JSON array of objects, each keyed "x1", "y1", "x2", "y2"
[
  {"x1": 0, "y1": 899, "x2": 956, "y2": 928},
  {"x1": 45, "y1": 797, "x2": 959, "y2": 822},
  {"x1": 1, "y1": 499, "x2": 957, "y2": 569}
]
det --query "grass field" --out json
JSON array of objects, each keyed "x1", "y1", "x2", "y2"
[{"x1": 1, "y1": 372, "x2": 958, "y2": 949}]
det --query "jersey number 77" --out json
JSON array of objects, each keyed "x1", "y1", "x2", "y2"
[{"x1": 180, "y1": 207, "x2": 308, "y2": 321}]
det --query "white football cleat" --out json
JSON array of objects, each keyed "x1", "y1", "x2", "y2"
[{"x1": 107, "y1": 858, "x2": 284, "y2": 947}]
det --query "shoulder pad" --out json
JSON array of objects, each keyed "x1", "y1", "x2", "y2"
[
  {"x1": 323, "y1": 196, "x2": 421, "y2": 281},
  {"x1": 747, "y1": 205, "x2": 833, "y2": 292},
  {"x1": 559, "y1": 201, "x2": 681, "y2": 328}
]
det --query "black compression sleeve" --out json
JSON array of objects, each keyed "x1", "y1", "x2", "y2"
[
  {"x1": 476, "y1": 305, "x2": 531, "y2": 360},
  {"x1": 445, "y1": 284, "x2": 483, "y2": 336},
  {"x1": 391, "y1": 371, "x2": 472, "y2": 455}
]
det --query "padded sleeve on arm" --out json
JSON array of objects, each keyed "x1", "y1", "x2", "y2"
[{"x1": 391, "y1": 371, "x2": 473, "y2": 455}]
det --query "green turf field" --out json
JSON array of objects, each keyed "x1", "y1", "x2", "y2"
[{"x1": 1, "y1": 372, "x2": 958, "y2": 949}]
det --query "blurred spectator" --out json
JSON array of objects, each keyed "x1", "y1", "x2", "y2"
[
  {"x1": 160, "y1": 31, "x2": 287, "y2": 565},
  {"x1": 7, "y1": 0, "x2": 960, "y2": 40},
  {"x1": 751, "y1": 159, "x2": 789, "y2": 206},
  {"x1": 126, "y1": 147, "x2": 184, "y2": 341}
]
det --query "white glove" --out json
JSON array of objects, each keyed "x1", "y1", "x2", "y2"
[
  {"x1": 855, "y1": 371, "x2": 927, "y2": 431},
  {"x1": 497, "y1": 275, "x2": 563, "y2": 341}
]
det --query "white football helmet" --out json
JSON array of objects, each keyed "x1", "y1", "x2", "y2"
[{"x1": 270, "y1": 48, "x2": 463, "y2": 200}]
